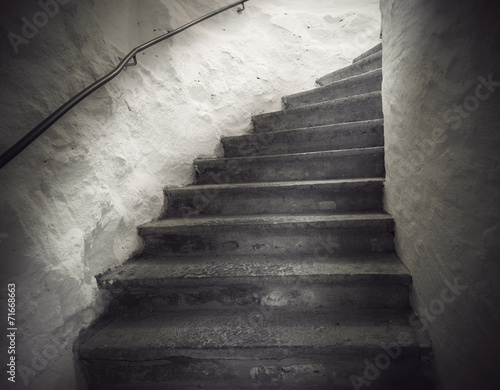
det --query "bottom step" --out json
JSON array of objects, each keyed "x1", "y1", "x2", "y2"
[{"x1": 78, "y1": 309, "x2": 433, "y2": 390}]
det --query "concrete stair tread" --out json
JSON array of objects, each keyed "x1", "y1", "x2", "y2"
[
  {"x1": 139, "y1": 211, "x2": 395, "y2": 257},
  {"x1": 195, "y1": 145, "x2": 384, "y2": 164},
  {"x1": 251, "y1": 91, "x2": 382, "y2": 133},
  {"x1": 221, "y1": 119, "x2": 384, "y2": 158},
  {"x1": 316, "y1": 50, "x2": 382, "y2": 86},
  {"x1": 79, "y1": 308, "x2": 429, "y2": 361},
  {"x1": 256, "y1": 91, "x2": 381, "y2": 119},
  {"x1": 139, "y1": 212, "x2": 393, "y2": 230},
  {"x1": 164, "y1": 177, "x2": 385, "y2": 217},
  {"x1": 283, "y1": 69, "x2": 382, "y2": 109},
  {"x1": 99, "y1": 253, "x2": 409, "y2": 312},
  {"x1": 78, "y1": 42, "x2": 436, "y2": 389},
  {"x1": 98, "y1": 253, "x2": 410, "y2": 284},
  {"x1": 194, "y1": 146, "x2": 385, "y2": 184},
  {"x1": 223, "y1": 119, "x2": 384, "y2": 141},
  {"x1": 353, "y1": 42, "x2": 382, "y2": 63},
  {"x1": 165, "y1": 177, "x2": 384, "y2": 193}
]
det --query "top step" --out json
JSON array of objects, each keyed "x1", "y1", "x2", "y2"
[
  {"x1": 284, "y1": 69, "x2": 381, "y2": 109},
  {"x1": 316, "y1": 50, "x2": 382, "y2": 86},
  {"x1": 353, "y1": 42, "x2": 382, "y2": 63}
]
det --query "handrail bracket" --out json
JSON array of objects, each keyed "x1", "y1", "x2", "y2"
[
  {"x1": 237, "y1": 2, "x2": 246, "y2": 13},
  {"x1": 124, "y1": 55, "x2": 138, "y2": 70}
]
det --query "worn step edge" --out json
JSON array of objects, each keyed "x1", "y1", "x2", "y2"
[
  {"x1": 138, "y1": 212, "x2": 395, "y2": 256},
  {"x1": 196, "y1": 146, "x2": 384, "y2": 165},
  {"x1": 163, "y1": 178, "x2": 384, "y2": 218},
  {"x1": 97, "y1": 255, "x2": 410, "y2": 311},
  {"x1": 353, "y1": 42, "x2": 382, "y2": 63},
  {"x1": 251, "y1": 91, "x2": 382, "y2": 133},
  {"x1": 98, "y1": 254, "x2": 410, "y2": 285},
  {"x1": 139, "y1": 212, "x2": 394, "y2": 231},
  {"x1": 221, "y1": 119, "x2": 384, "y2": 158},
  {"x1": 165, "y1": 178, "x2": 384, "y2": 194},
  {"x1": 139, "y1": 213, "x2": 395, "y2": 256},
  {"x1": 78, "y1": 308, "x2": 433, "y2": 389},
  {"x1": 194, "y1": 146, "x2": 385, "y2": 184},
  {"x1": 316, "y1": 50, "x2": 382, "y2": 86},
  {"x1": 283, "y1": 69, "x2": 382, "y2": 109},
  {"x1": 102, "y1": 281, "x2": 410, "y2": 313},
  {"x1": 78, "y1": 308, "x2": 428, "y2": 361}
]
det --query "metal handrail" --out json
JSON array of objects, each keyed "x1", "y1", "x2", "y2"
[{"x1": 0, "y1": 0, "x2": 249, "y2": 169}]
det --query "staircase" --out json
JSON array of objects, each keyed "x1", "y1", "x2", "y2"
[{"x1": 76, "y1": 43, "x2": 434, "y2": 390}]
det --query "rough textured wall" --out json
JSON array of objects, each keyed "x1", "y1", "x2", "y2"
[
  {"x1": 0, "y1": 0, "x2": 380, "y2": 389},
  {"x1": 381, "y1": 0, "x2": 500, "y2": 389}
]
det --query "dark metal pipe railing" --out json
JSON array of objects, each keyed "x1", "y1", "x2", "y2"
[{"x1": 0, "y1": 0, "x2": 249, "y2": 169}]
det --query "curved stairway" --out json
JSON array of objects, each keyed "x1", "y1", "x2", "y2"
[{"x1": 76, "y1": 43, "x2": 435, "y2": 390}]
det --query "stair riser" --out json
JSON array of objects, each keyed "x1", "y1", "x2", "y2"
[
  {"x1": 78, "y1": 39, "x2": 435, "y2": 389},
  {"x1": 316, "y1": 51, "x2": 382, "y2": 86},
  {"x1": 83, "y1": 353, "x2": 426, "y2": 390},
  {"x1": 139, "y1": 221, "x2": 395, "y2": 257},
  {"x1": 222, "y1": 120, "x2": 384, "y2": 158},
  {"x1": 252, "y1": 92, "x2": 382, "y2": 133},
  {"x1": 106, "y1": 279, "x2": 409, "y2": 312},
  {"x1": 164, "y1": 181, "x2": 384, "y2": 217},
  {"x1": 195, "y1": 148, "x2": 385, "y2": 184},
  {"x1": 353, "y1": 42, "x2": 382, "y2": 63},
  {"x1": 283, "y1": 69, "x2": 382, "y2": 109}
]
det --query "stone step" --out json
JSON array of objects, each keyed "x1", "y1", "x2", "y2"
[
  {"x1": 316, "y1": 50, "x2": 382, "y2": 86},
  {"x1": 78, "y1": 309, "x2": 433, "y2": 390},
  {"x1": 97, "y1": 254, "x2": 411, "y2": 312},
  {"x1": 353, "y1": 42, "x2": 382, "y2": 63},
  {"x1": 163, "y1": 178, "x2": 384, "y2": 218},
  {"x1": 252, "y1": 91, "x2": 382, "y2": 133},
  {"x1": 222, "y1": 119, "x2": 384, "y2": 158},
  {"x1": 223, "y1": 119, "x2": 384, "y2": 158},
  {"x1": 284, "y1": 69, "x2": 382, "y2": 109},
  {"x1": 138, "y1": 212, "x2": 395, "y2": 257},
  {"x1": 77, "y1": 37, "x2": 437, "y2": 390},
  {"x1": 195, "y1": 146, "x2": 385, "y2": 184}
]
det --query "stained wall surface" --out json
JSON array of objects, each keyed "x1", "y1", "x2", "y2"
[
  {"x1": 381, "y1": 1, "x2": 500, "y2": 389},
  {"x1": 0, "y1": 0, "x2": 380, "y2": 388}
]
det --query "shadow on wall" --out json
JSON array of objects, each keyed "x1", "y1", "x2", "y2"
[{"x1": 381, "y1": 0, "x2": 500, "y2": 389}]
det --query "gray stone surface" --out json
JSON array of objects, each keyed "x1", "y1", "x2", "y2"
[
  {"x1": 96, "y1": 254, "x2": 411, "y2": 311},
  {"x1": 77, "y1": 40, "x2": 434, "y2": 389},
  {"x1": 195, "y1": 147, "x2": 385, "y2": 184},
  {"x1": 353, "y1": 42, "x2": 382, "y2": 63},
  {"x1": 99, "y1": 253, "x2": 410, "y2": 280},
  {"x1": 79, "y1": 309, "x2": 430, "y2": 389},
  {"x1": 317, "y1": 50, "x2": 383, "y2": 86},
  {"x1": 138, "y1": 213, "x2": 395, "y2": 256},
  {"x1": 283, "y1": 69, "x2": 382, "y2": 109},
  {"x1": 222, "y1": 119, "x2": 384, "y2": 157},
  {"x1": 252, "y1": 91, "x2": 383, "y2": 133},
  {"x1": 163, "y1": 178, "x2": 384, "y2": 217},
  {"x1": 80, "y1": 309, "x2": 423, "y2": 360}
]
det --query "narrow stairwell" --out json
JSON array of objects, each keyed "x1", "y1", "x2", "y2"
[{"x1": 76, "y1": 43, "x2": 434, "y2": 390}]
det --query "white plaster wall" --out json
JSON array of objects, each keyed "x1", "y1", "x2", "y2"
[
  {"x1": 0, "y1": 0, "x2": 380, "y2": 388},
  {"x1": 381, "y1": 0, "x2": 500, "y2": 389}
]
